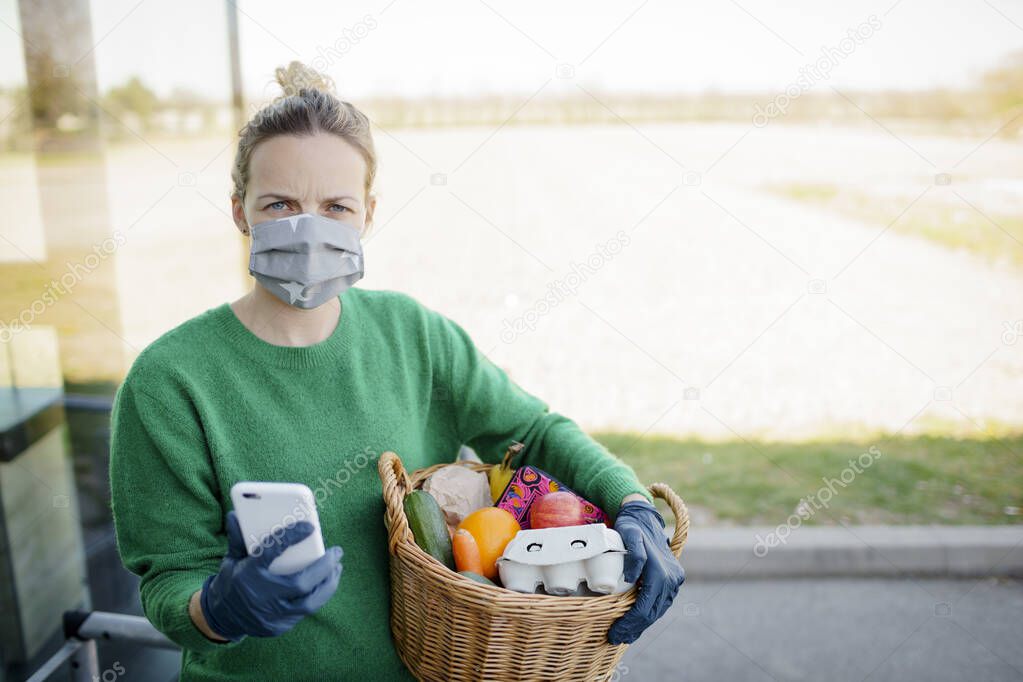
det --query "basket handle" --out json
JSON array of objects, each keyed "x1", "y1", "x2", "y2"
[
  {"x1": 647, "y1": 482, "x2": 689, "y2": 559},
  {"x1": 378, "y1": 451, "x2": 415, "y2": 554}
]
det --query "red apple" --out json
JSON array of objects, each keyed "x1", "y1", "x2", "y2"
[{"x1": 529, "y1": 491, "x2": 585, "y2": 529}]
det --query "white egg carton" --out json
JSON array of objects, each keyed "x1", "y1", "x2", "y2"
[{"x1": 497, "y1": 523, "x2": 635, "y2": 596}]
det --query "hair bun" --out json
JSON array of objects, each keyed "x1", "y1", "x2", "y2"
[{"x1": 273, "y1": 61, "x2": 337, "y2": 99}]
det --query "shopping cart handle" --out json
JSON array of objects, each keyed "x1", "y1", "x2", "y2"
[
  {"x1": 63, "y1": 609, "x2": 178, "y2": 650},
  {"x1": 26, "y1": 611, "x2": 179, "y2": 682}
]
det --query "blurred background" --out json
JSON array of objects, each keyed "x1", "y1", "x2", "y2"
[{"x1": 0, "y1": 0, "x2": 1020, "y2": 680}]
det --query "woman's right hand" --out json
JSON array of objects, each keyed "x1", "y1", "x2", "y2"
[{"x1": 199, "y1": 510, "x2": 343, "y2": 641}]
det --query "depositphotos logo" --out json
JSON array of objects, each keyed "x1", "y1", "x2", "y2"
[{"x1": 753, "y1": 446, "x2": 881, "y2": 557}]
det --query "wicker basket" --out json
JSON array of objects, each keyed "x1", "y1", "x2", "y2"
[{"x1": 378, "y1": 451, "x2": 689, "y2": 682}]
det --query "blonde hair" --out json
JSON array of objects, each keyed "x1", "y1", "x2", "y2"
[{"x1": 231, "y1": 61, "x2": 377, "y2": 204}]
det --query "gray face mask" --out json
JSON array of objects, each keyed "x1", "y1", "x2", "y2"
[{"x1": 247, "y1": 212, "x2": 364, "y2": 310}]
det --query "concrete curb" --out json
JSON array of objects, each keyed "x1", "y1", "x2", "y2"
[{"x1": 669, "y1": 525, "x2": 1023, "y2": 578}]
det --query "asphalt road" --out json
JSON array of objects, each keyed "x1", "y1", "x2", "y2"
[
  {"x1": 22, "y1": 577, "x2": 1021, "y2": 681},
  {"x1": 619, "y1": 576, "x2": 1023, "y2": 681}
]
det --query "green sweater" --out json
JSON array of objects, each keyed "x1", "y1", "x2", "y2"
[{"x1": 109, "y1": 286, "x2": 652, "y2": 681}]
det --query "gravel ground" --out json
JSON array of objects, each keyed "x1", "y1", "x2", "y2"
[{"x1": 364, "y1": 123, "x2": 1023, "y2": 439}]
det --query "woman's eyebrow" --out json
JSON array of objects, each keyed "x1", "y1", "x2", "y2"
[
  {"x1": 323, "y1": 195, "x2": 362, "y2": 205},
  {"x1": 256, "y1": 192, "x2": 292, "y2": 201}
]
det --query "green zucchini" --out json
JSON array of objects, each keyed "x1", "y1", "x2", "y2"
[
  {"x1": 458, "y1": 570, "x2": 497, "y2": 586},
  {"x1": 403, "y1": 490, "x2": 454, "y2": 569}
]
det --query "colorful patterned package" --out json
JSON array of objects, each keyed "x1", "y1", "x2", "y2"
[{"x1": 495, "y1": 465, "x2": 610, "y2": 529}]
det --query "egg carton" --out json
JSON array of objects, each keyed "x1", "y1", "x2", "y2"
[{"x1": 497, "y1": 523, "x2": 635, "y2": 596}]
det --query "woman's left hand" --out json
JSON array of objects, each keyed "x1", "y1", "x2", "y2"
[{"x1": 608, "y1": 499, "x2": 686, "y2": 645}]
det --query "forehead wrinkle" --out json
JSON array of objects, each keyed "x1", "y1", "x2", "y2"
[{"x1": 256, "y1": 191, "x2": 361, "y2": 204}]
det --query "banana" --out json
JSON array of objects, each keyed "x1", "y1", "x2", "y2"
[{"x1": 489, "y1": 441, "x2": 523, "y2": 502}]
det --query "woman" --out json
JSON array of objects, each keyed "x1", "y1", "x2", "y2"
[{"x1": 109, "y1": 61, "x2": 684, "y2": 681}]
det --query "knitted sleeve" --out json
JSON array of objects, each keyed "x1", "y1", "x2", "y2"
[
  {"x1": 426, "y1": 306, "x2": 653, "y2": 519},
  {"x1": 109, "y1": 367, "x2": 245, "y2": 654}
]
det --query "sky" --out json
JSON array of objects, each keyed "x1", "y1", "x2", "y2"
[{"x1": 1, "y1": 0, "x2": 1022, "y2": 100}]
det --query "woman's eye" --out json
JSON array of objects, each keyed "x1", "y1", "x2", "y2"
[
  {"x1": 266, "y1": 201, "x2": 288, "y2": 210},
  {"x1": 329, "y1": 204, "x2": 350, "y2": 213}
]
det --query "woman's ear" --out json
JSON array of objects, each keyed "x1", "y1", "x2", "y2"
[{"x1": 230, "y1": 195, "x2": 250, "y2": 235}]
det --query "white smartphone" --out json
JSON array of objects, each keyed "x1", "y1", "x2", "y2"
[{"x1": 229, "y1": 481, "x2": 326, "y2": 575}]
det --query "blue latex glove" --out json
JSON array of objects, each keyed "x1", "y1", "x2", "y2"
[
  {"x1": 608, "y1": 500, "x2": 685, "y2": 645},
  {"x1": 199, "y1": 510, "x2": 343, "y2": 641}
]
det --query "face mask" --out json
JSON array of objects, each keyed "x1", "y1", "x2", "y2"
[{"x1": 247, "y1": 212, "x2": 364, "y2": 310}]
